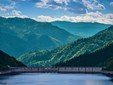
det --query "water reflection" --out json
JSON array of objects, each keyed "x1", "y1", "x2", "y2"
[{"x1": 0, "y1": 73, "x2": 113, "y2": 85}]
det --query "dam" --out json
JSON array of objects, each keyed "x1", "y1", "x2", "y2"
[{"x1": 0, "y1": 67, "x2": 112, "y2": 75}]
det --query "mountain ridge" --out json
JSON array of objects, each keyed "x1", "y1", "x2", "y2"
[
  {"x1": 0, "y1": 17, "x2": 79, "y2": 57},
  {"x1": 51, "y1": 21, "x2": 110, "y2": 37},
  {"x1": 18, "y1": 26, "x2": 113, "y2": 67},
  {"x1": 56, "y1": 41, "x2": 113, "y2": 68}
]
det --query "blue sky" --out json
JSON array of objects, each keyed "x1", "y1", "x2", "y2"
[{"x1": 0, "y1": 0, "x2": 113, "y2": 24}]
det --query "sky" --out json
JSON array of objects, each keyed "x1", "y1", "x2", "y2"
[{"x1": 0, "y1": 0, "x2": 113, "y2": 24}]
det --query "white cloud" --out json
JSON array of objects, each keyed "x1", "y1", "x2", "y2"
[
  {"x1": 82, "y1": 0, "x2": 105, "y2": 10},
  {"x1": 110, "y1": 2, "x2": 113, "y2": 6},
  {"x1": 5, "y1": 10, "x2": 28, "y2": 18},
  {"x1": 0, "y1": 0, "x2": 16, "y2": 11},
  {"x1": 54, "y1": 0, "x2": 70, "y2": 5},
  {"x1": 36, "y1": 15, "x2": 55, "y2": 22},
  {"x1": 36, "y1": 0, "x2": 71, "y2": 11},
  {"x1": 12, "y1": 10, "x2": 22, "y2": 16},
  {"x1": 35, "y1": 0, "x2": 72, "y2": 11},
  {"x1": 36, "y1": 11, "x2": 113, "y2": 24},
  {"x1": 0, "y1": 1, "x2": 27, "y2": 18},
  {"x1": 36, "y1": 0, "x2": 71, "y2": 8},
  {"x1": 36, "y1": 0, "x2": 105, "y2": 10},
  {"x1": 36, "y1": 0, "x2": 49, "y2": 8},
  {"x1": 36, "y1": 0, "x2": 80, "y2": 9},
  {"x1": 0, "y1": 3, "x2": 14, "y2": 11}
]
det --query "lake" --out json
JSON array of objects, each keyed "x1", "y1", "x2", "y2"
[{"x1": 0, "y1": 73, "x2": 113, "y2": 85}]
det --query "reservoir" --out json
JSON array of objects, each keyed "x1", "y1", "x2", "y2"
[{"x1": 0, "y1": 73, "x2": 113, "y2": 85}]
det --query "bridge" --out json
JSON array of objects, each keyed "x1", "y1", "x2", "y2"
[{"x1": 0, "y1": 67, "x2": 113, "y2": 75}]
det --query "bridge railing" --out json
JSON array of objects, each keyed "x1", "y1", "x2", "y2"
[{"x1": 8, "y1": 67, "x2": 104, "y2": 73}]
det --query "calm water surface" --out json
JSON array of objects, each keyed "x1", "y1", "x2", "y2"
[{"x1": 0, "y1": 73, "x2": 113, "y2": 85}]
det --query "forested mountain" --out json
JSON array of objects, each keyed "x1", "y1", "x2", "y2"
[
  {"x1": 52, "y1": 21, "x2": 110, "y2": 37},
  {"x1": 104, "y1": 57, "x2": 113, "y2": 70},
  {"x1": 18, "y1": 26, "x2": 113, "y2": 67},
  {"x1": 0, "y1": 17, "x2": 79, "y2": 57},
  {"x1": 0, "y1": 50, "x2": 25, "y2": 70},
  {"x1": 56, "y1": 42, "x2": 113, "y2": 70}
]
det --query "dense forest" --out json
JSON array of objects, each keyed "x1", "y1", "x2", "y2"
[
  {"x1": 55, "y1": 42, "x2": 113, "y2": 70},
  {"x1": 18, "y1": 26, "x2": 113, "y2": 67},
  {"x1": 0, "y1": 50, "x2": 25, "y2": 71}
]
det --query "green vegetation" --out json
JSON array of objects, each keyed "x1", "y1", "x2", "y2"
[
  {"x1": 103, "y1": 57, "x2": 113, "y2": 70},
  {"x1": 18, "y1": 26, "x2": 113, "y2": 67},
  {"x1": 56, "y1": 42, "x2": 113, "y2": 69},
  {"x1": 0, "y1": 17, "x2": 78, "y2": 57},
  {"x1": 0, "y1": 50, "x2": 25, "y2": 71}
]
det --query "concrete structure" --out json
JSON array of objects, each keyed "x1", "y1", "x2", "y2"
[
  {"x1": 9, "y1": 67, "x2": 102, "y2": 73},
  {"x1": 0, "y1": 67, "x2": 113, "y2": 75},
  {"x1": 58, "y1": 67, "x2": 102, "y2": 73}
]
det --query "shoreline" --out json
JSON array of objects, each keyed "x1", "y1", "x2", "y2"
[
  {"x1": 0, "y1": 70, "x2": 113, "y2": 81},
  {"x1": 0, "y1": 67, "x2": 113, "y2": 78}
]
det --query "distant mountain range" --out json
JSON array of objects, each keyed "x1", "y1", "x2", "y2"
[
  {"x1": 0, "y1": 50, "x2": 25, "y2": 70},
  {"x1": 1, "y1": 17, "x2": 110, "y2": 57},
  {"x1": 17, "y1": 26, "x2": 113, "y2": 67},
  {"x1": 0, "y1": 17, "x2": 79, "y2": 57},
  {"x1": 1, "y1": 17, "x2": 113, "y2": 69},
  {"x1": 52, "y1": 21, "x2": 110, "y2": 37}
]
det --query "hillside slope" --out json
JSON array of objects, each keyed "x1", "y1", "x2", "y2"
[
  {"x1": 0, "y1": 50, "x2": 25, "y2": 70},
  {"x1": 52, "y1": 21, "x2": 110, "y2": 37},
  {"x1": 56, "y1": 42, "x2": 113, "y2": 68},
  {"x1": 0, "y1": 17, "x2": 79, "y2": 56},
  {"x1": 18, "y1": 26, "x2": 113, "y2": 67}
]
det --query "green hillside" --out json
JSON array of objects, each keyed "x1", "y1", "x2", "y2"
[
  {"x1": 0, "y1": 17, "x2": 79, "y2": 57},
  {"x1": 0, "y1": 50, "x2": 25, "y2": 70},
  {"x1": 56, "y1": 42, "x2": 113, "y2": 69},
  {"x1": 103, "y1": 57, "x2": 113, "y2": 70},
  {"x1": 18, "y1": 26, "x2": 113, "y2": 67}
]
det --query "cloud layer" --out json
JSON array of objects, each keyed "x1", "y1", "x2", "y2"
[
  {"x1": 110, "y1": 2, "x2": 113, "y2": 6},
  {"x1": 0, "y1": 0, "x2": 16, "y2": 11},
  {"x1": 82, "y1": 0, "x2": 105, "y2": 10},
  {"x1": 36, "y1": 11, "x2": 113, "y2": 24},
  {"x1": 0, "y1": 0, "x2": 27, "y2": 18},
  {"x1": 35, "y1": 0, "x2": 106, "y2": 14},
  {"x1": 0, "y1": 0, "x2": 113, "y2": 25}
]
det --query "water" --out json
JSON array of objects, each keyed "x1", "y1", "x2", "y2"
[{"x1": 0, "y1": 73, "x2": 113, "y2": 85}]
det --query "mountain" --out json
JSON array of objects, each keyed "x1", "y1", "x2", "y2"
[
  {"x1": 18, "y1": 26, "x2": 113, "y2": 67},
  {"x1": 51, "y1": 21, "x2": 110, "y2": 37},
  {"x1": 32, "y1": 35, "x2": 62, "y2": 50},
  {"x1": 0, "y1": 30, "x2": 31, "y2": 57},
  {"x1": 0, "y1": 17, "x2": 79, "y2": 57},
  {"x1": 56, "y1": 42, "x2": 113, "y2": 69},
  {"x1": 0, "y1": 50, "x2": 25, "y2": 70},
  {"x1": 104, "y1": 57, "x2": 113, "y2": 70}
]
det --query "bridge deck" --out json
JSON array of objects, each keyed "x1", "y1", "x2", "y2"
[{"x1": 0, "y1": 67, "x2": 113, "y2": 75}]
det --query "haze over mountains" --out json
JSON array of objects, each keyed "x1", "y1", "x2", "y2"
[
  {"x1": 0, "y1": 17, "x2": 79, "y2": 57},
  {"x1": 52, "y1": 21, "x2": 110, "y2": 37},
  {"x1": 18, "y1": 26, "x2": 113, "y2": 67},
  {"x1": 0, "y1": 17, "x2": 113, "y2": 70},
  {"x1": 0, "y1": 17, "x2": 110, "y2": 57}
]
